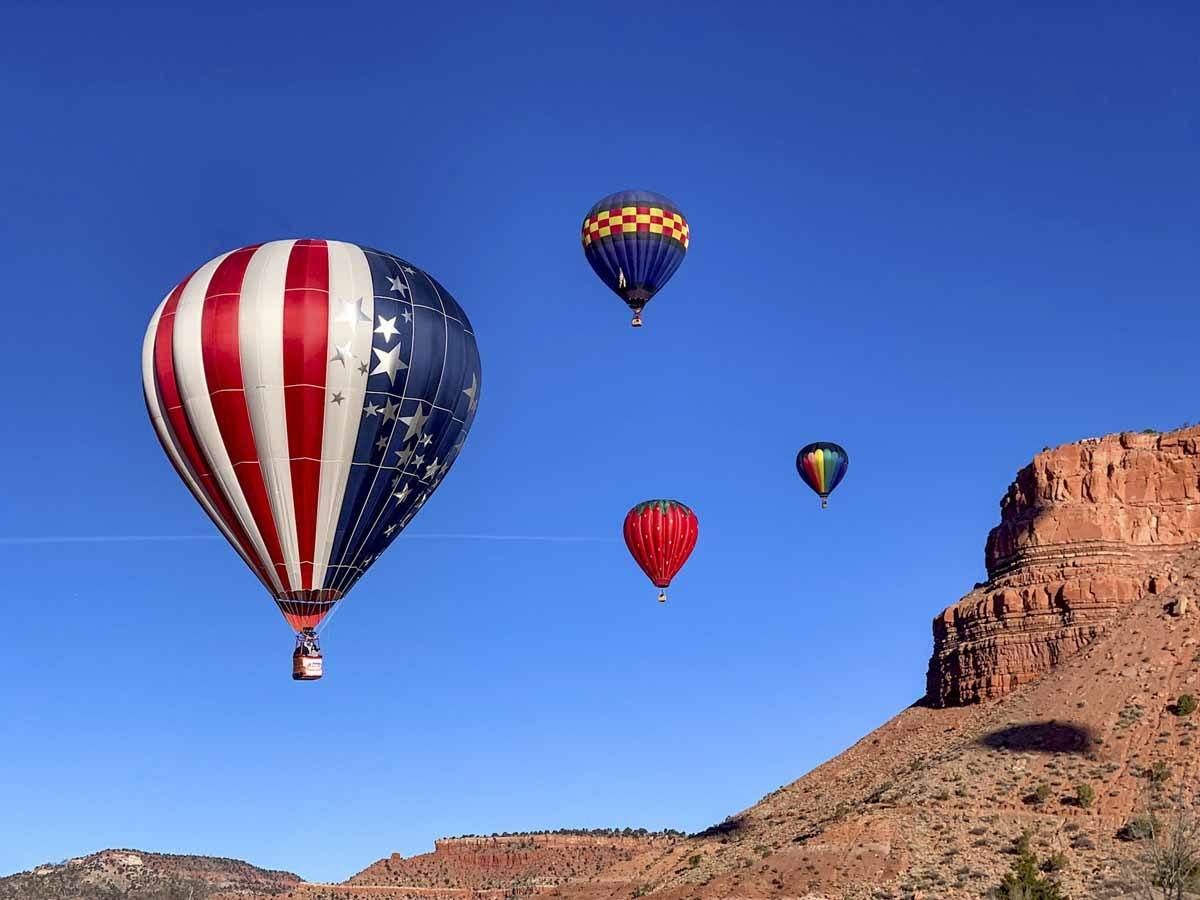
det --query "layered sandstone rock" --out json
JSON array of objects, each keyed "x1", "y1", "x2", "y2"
[
  {"x1": 345, "y1": 832, "x2": 673, "y2": 892},
  {"x1": 925, "y1": 426, "x2": 1200, "y2": 706}
]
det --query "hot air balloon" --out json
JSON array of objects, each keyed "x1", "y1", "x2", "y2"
[
  {"x1": 796, "y1": 442, "x2": 848, "y2": 508},
  {"x1": 142, "y1": 240, "x2": 481, "y2": 680},
  {"x1": 623, "y1": 499, "x2": 699, "y2": 602},
  {"x1": 581, "y1": 190, "x2": 689, "y2": 327}
]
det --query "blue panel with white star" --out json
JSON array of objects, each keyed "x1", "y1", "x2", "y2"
[{"x1": 321, "y1": 247, "x2": 481, "y2": 596}]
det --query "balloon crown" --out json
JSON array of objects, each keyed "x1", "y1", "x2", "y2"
[{"x1": 630, "y1": 499, "x2": 694, "y2": 517}]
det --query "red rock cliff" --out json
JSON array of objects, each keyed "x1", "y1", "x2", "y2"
[
  {"x1": 345, "y1": 833, "x2": 673, "y2": 892},
  {"x1": 925, "y1": 426, "x2": 1200, "y2": 706}
]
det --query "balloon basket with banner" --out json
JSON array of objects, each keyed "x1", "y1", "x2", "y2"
[{"x1": 292, "y1": 629, "x2": 324, "y2": 681}]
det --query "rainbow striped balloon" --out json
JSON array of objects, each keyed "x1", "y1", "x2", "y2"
[{"x1": 796, "y1": 442, "x2": 849, "y2": 508}]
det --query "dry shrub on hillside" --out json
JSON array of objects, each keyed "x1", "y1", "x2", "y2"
[{"x1": 1126, "y1": 793, "x2": 1200, "y2": 900}]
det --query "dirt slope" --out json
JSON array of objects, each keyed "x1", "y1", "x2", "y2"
[{"x1": 568, "y1": 555, "x2": 1198, "y2": 899}]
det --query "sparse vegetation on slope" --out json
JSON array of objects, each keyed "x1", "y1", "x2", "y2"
[{"x1": 0, "y1": 850, "x2": 299, "y2": 900}]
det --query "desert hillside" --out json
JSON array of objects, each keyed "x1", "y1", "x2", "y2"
[
  {"x1": 605, "y1": 558, "x2": 1197, "y2": 899},
  {"x1": 272, "y1": 832, "x2": 682, "y2": 900},
  {"x1": 333, "y1": 428, "x2": 1198, "y2": 900},
  {"x1": 6, "y1": 428, "x2": 1197, "y2": 899},
  {"x1": 0, "y1": 848, "x2": 301, "y2": 899}
]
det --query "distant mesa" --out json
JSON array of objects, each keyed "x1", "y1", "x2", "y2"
[{"x1": 0, "y1": 848, "x2": 300, "y2": 899}]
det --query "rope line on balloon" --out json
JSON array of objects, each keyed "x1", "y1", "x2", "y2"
[
  {"x1": 328, "y1": 261, "x2": 459, "y2": 601},
  {"x1": 329, "y1": 282, "x2": 446, "y2": 600},
  {"x1": 351, "y1": 271, "x2": 464, "y2": 629},
  {"x1": 345, "y1": 281, "x2": 474, "y2": 602},
  {"x1": 197, "y1": 252, "x2": 295, "y2": 601},
  {"x1": 313, "y1": 254, "x2": 375, "y2": 621},
  {"x1": 323, "y1": 259, "x2": 422, "y2": 600},
  {"x1": 249, "y1": 246, "x2": 308, "y2": 601}
]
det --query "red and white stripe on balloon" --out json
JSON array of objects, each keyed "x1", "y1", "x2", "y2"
[{"x1": 142, "y1": 240, "x2": 481, "y2": 631}]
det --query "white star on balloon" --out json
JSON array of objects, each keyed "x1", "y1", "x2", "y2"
[
  {"x1": 371, "y1": 344, "x2": 407, "y2": 385},
  {"x1": 380, "y1": 399, "x2": 400, "y2": 424},
  {"x1": 336, "y1": 297, "x2": 370, "y2": 325},
  {"x1": 374, "y1": 315, "x2": 399, "y2": 343},
  {"x1": 399, "y1": 404, "x2": 429, "y2": 443},
  {"x1": 463, "y1": 372, "x2": 479, "y2": 414},
  {"x1": 387, "y1": 275, "x2": 409, "y2": 296},
  {"x1": 330, "y1": 340, "x2": 355, "y2": 367}
]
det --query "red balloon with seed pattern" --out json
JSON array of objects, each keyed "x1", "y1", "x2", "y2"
[{"x1": 622, "y1": 499, "x2": 699, "y2": 602}]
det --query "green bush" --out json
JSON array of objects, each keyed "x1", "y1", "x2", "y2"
[
  {"x1": 996, "y1": 842, "x2": 1066, "y2": 899},
  {"x1": 1175, "y1": 694, "x2": 1197, "y2": 717},
  {"x1": 1041, "y1": 851, "x2": 1068, "y2": 873},
  {"x1": 1118, "y1": 816, "x2": 1158, "y2": 842},
  {"x1": 1033, "y1": 783, "x2": 1052, "y2": 804},
  {"x1": 1075, "y1": 784, "x2": 1095, "y2": 809}
]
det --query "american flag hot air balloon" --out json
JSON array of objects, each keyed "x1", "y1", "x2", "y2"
[{"x1": 142, "y1": 240, "x2": 481, "y2": 679}]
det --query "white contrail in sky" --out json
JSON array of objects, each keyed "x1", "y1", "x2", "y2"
[{"x1": 0, "y1": 533, "x2": 615, "y2": 545}]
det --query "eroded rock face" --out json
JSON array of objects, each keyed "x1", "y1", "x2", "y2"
[
  {"x1": 926, "y1": 427, "x2": 1200, "y2": 706},
  {"x1": 344, "y1": 833, "x2": 672, "y2": 892}
]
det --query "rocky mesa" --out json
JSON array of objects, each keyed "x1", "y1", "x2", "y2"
[
  {"x1": 274, "y1": 832, "x2": 681, "y2": 900},
  {"x1": 345, "y1": 832, "x2": 679, "y2": 893},
  {"x1": 926, "y1": 427, "x2": 1200, "y2": 707}
]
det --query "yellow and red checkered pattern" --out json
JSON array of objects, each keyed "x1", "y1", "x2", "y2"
[{"x1": 581, "y1": 206, "x2": 690, "y2": 250}]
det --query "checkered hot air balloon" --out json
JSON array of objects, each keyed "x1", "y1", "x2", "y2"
[
  {"x1": 581, "y1": 190, "x2": 689, "y2": 327},
  {"x1": 623, "y1": 500, "x2": 699, "y2": 603},
  {"x1": 796, "y1": 442, "x2": 849, "y2": 509},
  {"x1": 142, "y1": 240, "x2": 481, "y2": 680}
]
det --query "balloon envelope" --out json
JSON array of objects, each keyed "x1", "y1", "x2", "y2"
[
  {"x1": 623, "y1": 499, "x2": 699, "y2": 590},
  {"x1": 796, "y1": 442, "x2": 848, "y2": 504},
  {"x1": 581, "y1": 190, "x2": 689, "y2": 320},
  {"x1": 142, "y1": 240, "x2": 481, "y2": 631}
]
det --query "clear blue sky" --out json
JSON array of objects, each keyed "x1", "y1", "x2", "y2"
[{"x1": 1, "y1": 0, "x2": 1197, "y2": 884}]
